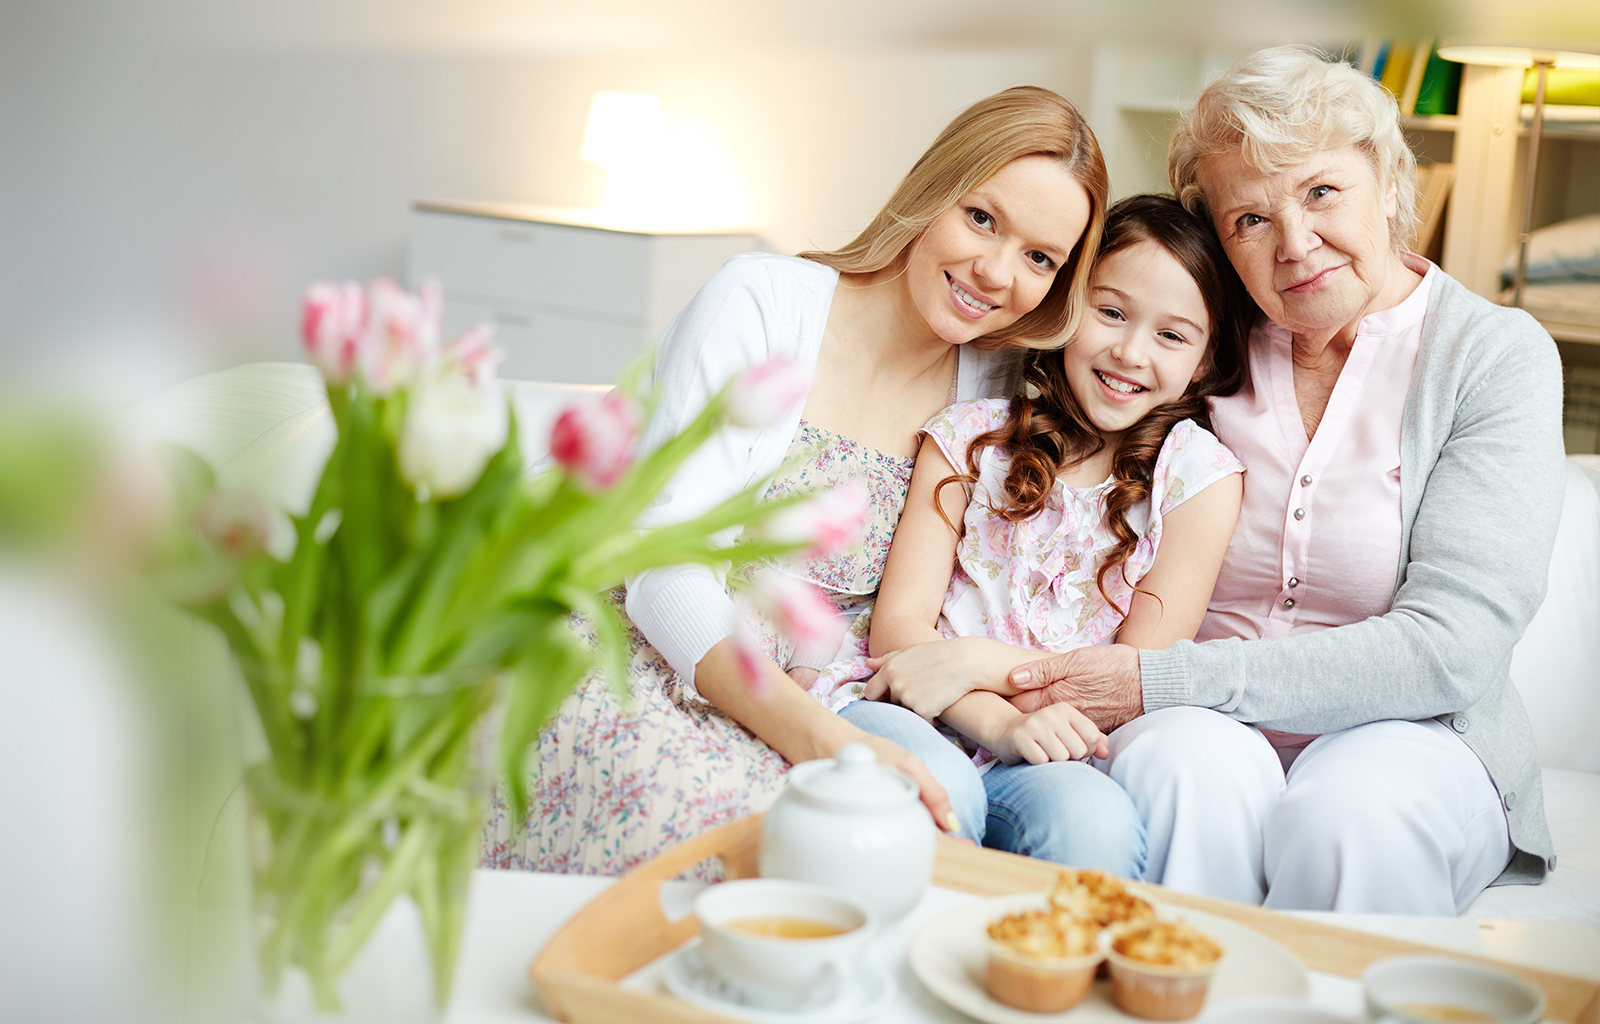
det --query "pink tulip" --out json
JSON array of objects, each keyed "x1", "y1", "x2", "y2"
[
  {"x1": 417, "y1": 278, "x2": 443, "y2": 355},
  {"x1": 725, "y1": 358, "x2": 810, "y2": 428},
  {"x1": 443, "y1": 323, "x2": 503, "y2": 386},
  {"x1": 759, "y1": 480, "x2": 868, "y2": 557},
  {"x1": 548, "y1": 393, "x2": 643, "y2": 490},
  {"x1": 748, "y1": 568, "x2": 845, "y2": 659},
  {"x1": 301, "y1": 280, "x2": 366, "y2": 384},
  {"x1": 195, "y1": 489, "x2": 271, "y2": 560},
  {"x1": 729, "y1": 620, "x2": 770, "y2": 696},
  {"x1": 362, "y1": 277, "x2": 440, "y2": 395}
]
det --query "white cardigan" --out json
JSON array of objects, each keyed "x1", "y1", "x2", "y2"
[{"x1": 624, "y1": 252, "x2": 1020, "y2": 687}]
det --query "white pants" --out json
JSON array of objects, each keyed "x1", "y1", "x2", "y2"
[{"x1": 1103, "y1": 707, "x2": 1512, "y2": 913}]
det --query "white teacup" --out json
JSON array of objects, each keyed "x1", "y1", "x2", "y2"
[
  {"x1": 693, "y1": 879, "x2": 874, "y2": 1009},
  {"x1": 1363, "y1": 956, "x2": 1546, "y2": 1024}
]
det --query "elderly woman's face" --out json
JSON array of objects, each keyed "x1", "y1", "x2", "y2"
[{"x1": 1200, "y1": 146, "x2": 1400, "y2": 340}]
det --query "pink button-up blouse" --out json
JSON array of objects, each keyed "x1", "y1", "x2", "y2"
[{"x1": 1198, "y1": 259, "x2": 1436, "y2": 744}]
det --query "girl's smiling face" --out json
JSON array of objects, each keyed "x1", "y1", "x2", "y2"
[
  {"x1": 902, "y1": 154, "x2": 1091, "y2": 345},
  {"x1": 1062, "y1": 238, "x2": 1213, "y2": 443}
]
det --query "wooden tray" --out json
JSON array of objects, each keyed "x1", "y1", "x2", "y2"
[{"x1": 531, "y1": 815, "x2": 1600, "y2": 1024}]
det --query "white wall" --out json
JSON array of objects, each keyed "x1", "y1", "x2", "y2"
[
  {"x1": 7, "y1": 0, "x2": 1593, "y2": 396},
  {"x1": 1, "y1": 24, "x2": 1090, "y2": 391}
]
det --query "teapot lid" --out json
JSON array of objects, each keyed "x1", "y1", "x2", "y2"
[{"x1": 786, "y1": 742, "x2": 919, "y2": 811}]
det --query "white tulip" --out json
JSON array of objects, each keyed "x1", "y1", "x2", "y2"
[{"x1": 398, "y1": 372, "x2": 509, "y2": 500}]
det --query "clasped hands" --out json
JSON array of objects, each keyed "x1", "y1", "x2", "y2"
[{"x1": 861, "y1": 637, "x2": 1142, "y2": 767}]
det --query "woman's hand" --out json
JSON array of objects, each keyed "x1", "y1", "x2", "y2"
[
  {"x1": 851, "y1": 733, "x2": 963, "y2": 835},
  {"x1": 1008, "y1": 644, "x2": 1145, "y2": 732},
  {"x1": 785, "y1": 666, "x2": 820, "y2": 690},
  {"x1": 693, "y1": 640, "x2": 961, "y2": 833},
  {"x1": 864, "y1": 636, "x2": 1046, "y2": 720},
  {"x1": 992, "y1": 703, "x2": 1110, "y2": 765}
]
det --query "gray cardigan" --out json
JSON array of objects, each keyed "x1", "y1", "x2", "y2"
[{"x1": 1140, "y1": 269, "x2": 1566, "y2": 886}]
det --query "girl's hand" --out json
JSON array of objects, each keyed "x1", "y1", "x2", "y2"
[
  {"x1": 786, "y1": 665, "x2": 820, "y2": 689},
  {"x1": 863, "y1": 640, "x2": 983, "y2": 720},
  {"x1": 864, "y1": 637, "x2": 1042, "y2": 720},
  {"x1": 993, "y1": 704, "x2": 1110, "y2": 766}
]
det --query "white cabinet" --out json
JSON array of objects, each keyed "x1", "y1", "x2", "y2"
[{"x1": 408, "y1": 201, "x2": 765, "y2": 385}]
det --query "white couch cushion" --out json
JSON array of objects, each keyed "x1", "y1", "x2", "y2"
[
  {"x1": 1465, "y1": 768, "x2": 1600, "y2": 929},
  {"x1": 133, "y1": 362, "x2": 604, "y2": 507},
  {"x1": 1508, "y1": 458, "x2": 1600, "y2": 774}
]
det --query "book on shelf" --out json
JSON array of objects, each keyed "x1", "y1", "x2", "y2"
[
  {"x1": 1380, "y1": 41, "x2": 1419, "y2": 105},
  {"x1": 1360, "y1": 37, "x2": 1390, "y2": 79},
  {"x1": 1414, "y1": 162, "x2": 1453, "y2": 263},
  {"x1": 1358, "y1": 38, "x2": 1462, "y2": 118},
  {"x1": 1414, "y1": 46, "x2": 1462, "y2": 117}
]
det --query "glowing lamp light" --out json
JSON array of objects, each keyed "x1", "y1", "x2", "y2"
[
  {"x1": 579, "y1": 90, "x2": 750, "y2": 232},
  {"x1": 581, "y1": 92, "x2": 667, "y2": 170}
]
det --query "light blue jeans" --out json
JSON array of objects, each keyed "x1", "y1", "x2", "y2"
[{"x1": 840, "y1": 700, "x2": 1147, "y2": 879}]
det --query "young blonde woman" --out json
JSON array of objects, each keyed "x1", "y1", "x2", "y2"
[{"x1": 482, "y1": 86, "x2": 1109, "y2": 876}]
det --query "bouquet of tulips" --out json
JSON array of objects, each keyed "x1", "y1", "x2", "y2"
[{"x1": 151, "y1": 277, "x2": 859, "y2": 1012}]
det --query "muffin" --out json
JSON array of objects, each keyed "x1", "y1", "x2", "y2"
[
  {"x1": 985, "y1": 906, "x2": 1102, "y2": 1012},
  {"x1": 1103, "y1": 919, "x2": 1225, "y2": 1020},
  {"x1": 1049, "y1": 868, "x2": 1157, "y2": 929}
]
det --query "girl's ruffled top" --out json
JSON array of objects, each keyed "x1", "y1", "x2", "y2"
[{"x1": 924, "y1": 399, "x2": 1243, "y2": 651}]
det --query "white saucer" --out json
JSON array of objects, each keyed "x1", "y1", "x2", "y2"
[{"x1": 662, "y1": 941, "x2": 894, "y2": 1024}]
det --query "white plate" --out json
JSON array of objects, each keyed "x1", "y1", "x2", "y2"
[
  {"x1": 662, "y1": 940, "x2": 895, "y2": 1024},
  {"x1": 909, "y1": 892, "x2": 1309, "y2": 1024}
]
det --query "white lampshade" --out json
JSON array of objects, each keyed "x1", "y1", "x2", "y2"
[{"x1": 1436, "y1": 42, "x2": 1600, "y2": 69}]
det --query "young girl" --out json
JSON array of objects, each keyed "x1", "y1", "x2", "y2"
[{"x1": 815, "y1": 195, "x2": 1252, "y2": 874}]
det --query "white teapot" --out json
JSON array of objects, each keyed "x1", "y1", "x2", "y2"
[{"x1": 759, "y1": 742, "x2": 936, "y2": 924}]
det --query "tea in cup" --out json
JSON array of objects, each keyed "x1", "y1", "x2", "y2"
[
  {"x1": 1363, "y1": 956, "x2": 1545, "y2": 1024},
  {"x1": 692, "y1": 879, "x2": 873, "y2": 1009}
]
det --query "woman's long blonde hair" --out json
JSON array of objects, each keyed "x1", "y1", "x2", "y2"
[{"x1": 800, "y1": 86, "x2": 1109, "y2": 350}]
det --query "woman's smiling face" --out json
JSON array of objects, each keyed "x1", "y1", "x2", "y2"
[
  {"x1": 1062, "y1": 238, "x2": 1212, "y2": 442},
  {"x1": 902, "y1": 154, "x2": 1092, "y2": 345},
  {"x1": 1200, "y1": 145, "x2": 1407, "y2": 342}
]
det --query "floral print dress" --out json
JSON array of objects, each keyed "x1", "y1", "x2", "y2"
[
  {"x1": 480, "y1": 422, "x2": 915, "y2": 876},
  {"x1": 808, "y1": 399, "x2": 1245, "y2": 713}
]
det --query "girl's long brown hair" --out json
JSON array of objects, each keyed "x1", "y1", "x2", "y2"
[{"x1": 940, "y1": 194, "x2": 1253, "y2": 613}]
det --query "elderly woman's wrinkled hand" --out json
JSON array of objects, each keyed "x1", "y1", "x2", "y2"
[
  {"x1": 1008, "y1": 643, "x2": 1145, "y2": 732},
  {"x1": 864, "y1": 636, "x2": 1028, "y2": 721}
]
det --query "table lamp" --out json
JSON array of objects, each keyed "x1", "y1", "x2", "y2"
[{"x1": 1436, "y1": 42, "x2": 1600, "y2": 308}]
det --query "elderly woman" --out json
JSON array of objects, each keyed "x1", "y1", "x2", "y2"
[{"x1": 1004, "y1": 46, "x2": 1565, "y2": 913}]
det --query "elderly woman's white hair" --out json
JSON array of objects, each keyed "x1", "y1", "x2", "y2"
[{"x1": 1169, "y1": 45, "x2": 1419, "y2": 251}]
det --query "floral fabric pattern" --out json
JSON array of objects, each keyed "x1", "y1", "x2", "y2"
[
  {"x1": 761, "y1": 423, "x2": 914, "y2": 595},
  {"x1": 481, "y1": 422, "x2": 913, "y2": 877},
  {"x1": 808, "y1": 399, "x2": 1243, "y2": 711}
]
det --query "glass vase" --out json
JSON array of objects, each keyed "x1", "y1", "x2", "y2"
[{"x1": 243, "y1": 672, "x2": 491, "y2": 1024}]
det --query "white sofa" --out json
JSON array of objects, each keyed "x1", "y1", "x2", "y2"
[{"x1": 135, "y1": 363, "x2": 1600, "y2": 928}]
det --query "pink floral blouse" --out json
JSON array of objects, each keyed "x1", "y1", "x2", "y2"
[
  {"x1": 927, "y1": 400, "x2": 1243, "y2": 651},
  {"x1": 808, "y1": 399, "x2": 1243, "y2": 711}
]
